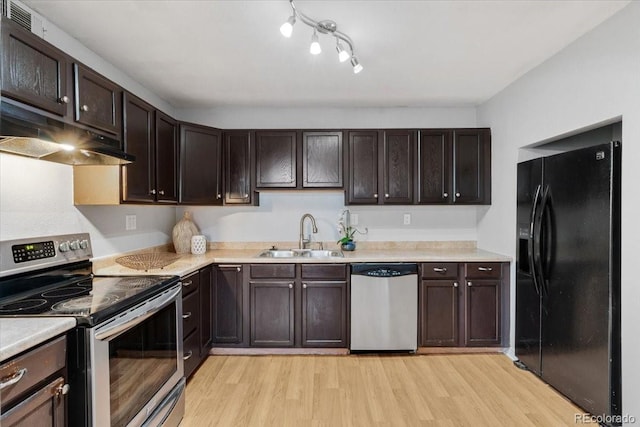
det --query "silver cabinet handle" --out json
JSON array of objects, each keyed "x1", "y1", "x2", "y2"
[
  {"x1": 182, "y1": 312, "x2": 192, "y2": 319},
  {"x1": 385, "y1": 193, "x2": 389, "y2": 198},
  {"x1": 182, "y1": 280, "x2": 192, "y2": 287},
  {"x1": 150, "y1": 189, "x2": 157, "y2": 195},
  {"x1": 81, "y1": 104, "x2": 89, "y2": 112},
  {"x1": 302, "y1": 283, "x2": 307, "y2": 289},
  {"x1": 0, "y1": 368, "x2": 27, "y2": 390},
  {"x1": 433, "y1": 267, "x2": 447, "y2": 273},
  {"x1": 183, "y1": 350, "x2": 193, "y2": 361},
  {"x1": 288, "y1": 283, "x2": 293, "y2": 289},
  {"x1": 373, "y1": 193, "x2": 378, "y2": 198},
  {"x1": 443, "y1": 192, "x2": 448, "y2": 198},
  {"x1": 244, "y1": 194, "x2": 249, "y2": 198},
  {"x1": 158, "y1": 190, "x2": 165, "y2": 195},
  {"x1": 219, "y1": 265, "x2": 242, "y2": 272},
  {"x1": 453, "y1": 282, "x2": 459, "y2": 288},
  {"x1": 456, "y1": 192, "x2": 461, "y2": 197},
  {"x1": 217, "y1": 194, "x2": 222, "y2": 199},
  {"x1": 58, "y1": 95, "x2": 69, "y2": 104},
  {"x1": 468, "y1": 281, "x2": 472, "y2": 287},
  {"x1": 56, "y1": 383, "x2": 70, "y2": 397},
  {"x1": 478, "y1": 267, "x2": 493, "y2": 272}
]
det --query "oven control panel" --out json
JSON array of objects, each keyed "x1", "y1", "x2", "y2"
[
  {"x1": 12, "y1": 241, "x2": 56, "y2": 263},
  {"x1": 1, "y1": 233, "x2": 93, "y2": 278}
]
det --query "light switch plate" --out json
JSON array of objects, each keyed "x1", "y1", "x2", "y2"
[{"x1": 403, "y1": 213, "x2": 411, "y2": 225}]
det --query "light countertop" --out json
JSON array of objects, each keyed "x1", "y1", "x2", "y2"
[
  {"x1": 93, "y1": 246, "x2": 511, "y2": 278},
  {"x1": 0, "y1": 317, "x2": 76, "y2": 362}
]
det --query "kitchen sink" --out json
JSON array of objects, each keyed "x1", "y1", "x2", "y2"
[{"x1": 256, "y1": 249, "x2": 344, "y2": 258}]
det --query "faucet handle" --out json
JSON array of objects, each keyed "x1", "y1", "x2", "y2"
[{"x1": 270, "y1": 245, "x2": 277, "y2": 250}]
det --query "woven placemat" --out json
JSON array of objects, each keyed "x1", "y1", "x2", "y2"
[{"x1": 115, "y1": 253, "x2": 180, "y2": 271}]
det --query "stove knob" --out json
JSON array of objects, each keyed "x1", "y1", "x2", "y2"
[
  {"x1": 59, "y1": 241, "x2": 70, "y2": 252},
  {"x1": 69, "y1": 240, "x2": 80, "y2": 250},
  {"x1": 79, "y1": 239, "x2": 89, "y2": 250}
]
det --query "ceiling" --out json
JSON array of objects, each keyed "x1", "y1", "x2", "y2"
[{"x1": 22, "y1": 0, "x2": 630, "y2": 109}]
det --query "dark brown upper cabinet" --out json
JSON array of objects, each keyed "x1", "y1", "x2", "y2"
[
  {"x1": 255, "y1": 131, "x2": 297, "y2": 188},
  {"x1": 122, "y1": 93, "x2": 177, "y2": 204},
  {"x1": 302, "y1": 131, "x2": 343, "y2": 188},
  {"x1": 346, "y1": 130, "x2": 379, "y2": 204},
  {"x1": 224, "y1": 131, "x2": 255, "y2": 205},
  {"x1": 73, "y1": 63, "x2": 121, "y2": 135},
  {"x1": 419, "y1": 129, "x2": 491, "y2": 205},
  {"x1": 179, "y1": 123, "x2": 222, "y2": 205},
  {"x1": 347, "y1": 130, "x2": 416, "y2": 205},
  {"x1": 1, "y1": 18, "x2": 70, "y2": 116}
]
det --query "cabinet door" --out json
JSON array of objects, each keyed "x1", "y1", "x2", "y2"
[
  {"x1": 419, "y1": 280, "x2": 459, "y2": 346},
  {"x1": 224, "y1": 131, "x2": 253, "y2": 204},
  {"x1": 179, "y1": 124, "x2": 222, "y2": 205},
  {"x1": 464, "y1": 279, "x2": 500, "y2": 346},
  {"x1": 419, "y1": 130, "x2": 452, "y2": 204},
  {"x1": 155, "y1": 111, "x2": 178, "y2": 203},
  {"x1": 250, "y1": 281, "x2": 295, "y2": 347},
  {"x1": 453, "y1": 129, "x2": 491, "y2": 204},
  {"x1": 347, "y1": 130, "x2": 379, "y2": 204},
  {"x1": 0, "y1": 377, "x2": 66, "y2": 427},
  {"x1": 1, "y1": 19, "x2": 70, "y2": 116},
  {"x1": 74, "y1": 63, "x2": 121, "y2": 134},
  {"x1": 301, "y1": 281, "x2": 348, "y2": 347},
  {"x1": 383, "y1": 130, "x2": 416, "y2": 204},
  {"x1": 122, "y1": 92, "x2": 154, "y2": 203},
  {"x1": 212, "y1": 265, "x2": 244, "y2": 344},
  {"x1": 199, "y1": 266, "x2": 213, "y2": 356},
  {"x1": 255, "y1": 131, "x2": 297, "y2": 188},
  {"x1": 302, "y1": 131, "x2": 343, "y2": 188}
]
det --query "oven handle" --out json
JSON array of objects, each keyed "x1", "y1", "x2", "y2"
[{"x1": 94, "y1": 285, "x2": 181, "y2": 341}]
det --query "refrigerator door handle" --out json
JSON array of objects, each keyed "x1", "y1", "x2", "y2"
[
  {"x1": 541, "y1": 187, "x2": 554, "y2": 289},
  {"x1": 533, "y1": 185, "x2": 550, "y2": 295},
  {"x1": 528, "y1": 184, "x2": 543, "y2": 296}
]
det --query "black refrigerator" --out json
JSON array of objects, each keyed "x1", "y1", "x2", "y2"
[{"x1": 515, "y1": 140, "x2": 621, "y2": 422}]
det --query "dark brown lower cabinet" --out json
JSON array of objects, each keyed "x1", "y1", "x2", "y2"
[
  {"x1": 419, "y1": 262, "x2": 507, "y2": 347},
  {"x1": 212, "y1": 265, "x2": 244, "y2": 345},
  {"x1": 250, "y1": 281, "x2": 295, "y2": 347},
  {"x1": 181, "y1": 265, "x2": 214, "y2": 379},
  {"x1": 419, "y1": 280, "x2": 459, "y2": 346},
  {"x1": 199, "y1": 265, "x2": 213, "y2": 355},
  {"x1": 301, "y1": 281, "x2": 348, "y2": 347}
]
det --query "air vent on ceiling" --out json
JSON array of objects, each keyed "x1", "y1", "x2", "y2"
[{"x1": 2, "y1": 0, "x2": 45, "y2": 38}]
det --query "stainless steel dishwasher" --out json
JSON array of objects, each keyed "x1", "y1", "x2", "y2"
[{"x1": 350, "y1": 263, "x2": 418, "y2": 351}]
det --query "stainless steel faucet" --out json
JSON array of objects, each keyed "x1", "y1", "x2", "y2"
[{"x1": 299, "y1": 213, "x2": 318, "y2": 249}]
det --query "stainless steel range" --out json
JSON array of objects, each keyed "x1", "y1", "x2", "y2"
[{"x1": 0, "y1": 233, "x2": 185, "y2": 427}]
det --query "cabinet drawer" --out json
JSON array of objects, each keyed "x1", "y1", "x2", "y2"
[
  {"x1": 301, "y1": 264, "x2": 347, "y2": 280},
  {"x1": 0, "y1": 335, "x2": 66, "y2": 409},
  {"x1": 182, "y1": 290, "x2": 199, "y2": 337},
  {"x1": 183, "y1": 330, "x2": 200, "y2": 379},
  {"x1": 181, "y1": 271, "x2": 200, "y2": 297},
  {"x1": 250, "y1": 264, "x2": 295, "y2": 279},
  {"x1": 465, "y1": 263, "x2": 502, "y2": 279},
  {"x1": 421, "y1": 263, "x2": 459, "y2": 279}
]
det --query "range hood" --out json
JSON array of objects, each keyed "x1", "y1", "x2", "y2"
[{"x1": 0, "y1": 101, "x2": 135, "y2": 165}]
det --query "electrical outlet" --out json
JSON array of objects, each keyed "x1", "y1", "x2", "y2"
[
  {"x1": 351, "y1": 213, "x2": 359, "y2": 225},
  {"x1": 125, "y1": 215, "x2": 137, "y2": 231},
  {"x1": 403, "y1": 213, "x2": 411, "y2": 225}
]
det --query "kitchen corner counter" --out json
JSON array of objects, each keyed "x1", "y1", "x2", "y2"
[
  {"x1": 92, "y1": 245, "x2": 511, "y2": 278},
  {"x1": 0, "y1": 317, "x2": 76, "y2": 362}
]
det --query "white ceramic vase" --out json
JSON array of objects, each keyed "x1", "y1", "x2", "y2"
[{"x1": 172, "y1": 211, "x2": 200, "y2": 254}]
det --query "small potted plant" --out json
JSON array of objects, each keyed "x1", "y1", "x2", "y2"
[{"x1": 337, "y1": 209, "x2": 367, "y2": 251}]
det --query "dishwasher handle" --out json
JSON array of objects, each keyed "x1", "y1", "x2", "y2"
[{"x1": 351, "y1": 263, "x2": 418, "y2": 277}]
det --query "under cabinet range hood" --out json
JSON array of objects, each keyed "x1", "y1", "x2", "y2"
[{"x1": 0, "y1": 101, "x2": 135, "y2": 165}]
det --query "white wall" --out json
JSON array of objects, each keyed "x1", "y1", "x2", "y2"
[
  {"x1": 0, "y1": 154, "x2": 176, "y2": 257},
  {"x1": 477, "y1": 1, "x2": 640, "y2": 420}
]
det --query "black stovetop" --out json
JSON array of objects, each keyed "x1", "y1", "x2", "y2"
[{"x1": 0, "y1": 261, "x2": 179, "y2": 327}]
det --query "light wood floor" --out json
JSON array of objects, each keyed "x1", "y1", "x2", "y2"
[{"x1": 181, "y1": 354, "x2": 594, "y2": 426}]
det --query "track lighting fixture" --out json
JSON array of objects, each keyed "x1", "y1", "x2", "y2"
[{"x1": 280, "y1": 0, "x2": 363, "y2": 74}]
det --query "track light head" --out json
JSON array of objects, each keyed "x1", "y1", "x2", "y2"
[
  {"x1": 351, "y1": 56, "x2": 363, "y2": 74},
  {"x1": 280, "y1": 15, "x2": 295, "y2": 38},
  {"x1": 336, "y1": 41, "x2": 350, "y2": 63},
  {"x1": 310, "y1": 30, "x2": 321, "y2": 55}
]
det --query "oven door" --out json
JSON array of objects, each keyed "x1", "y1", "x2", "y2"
[{"x1": 90, "y1": 284, "x2": 184, "y2": 427}]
